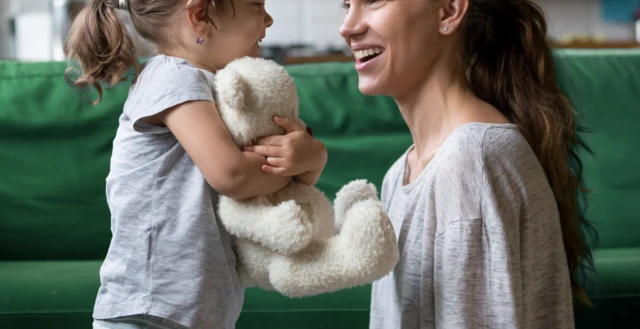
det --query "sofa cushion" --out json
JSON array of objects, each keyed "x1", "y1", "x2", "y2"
[
  {"x1": 576, "y1": 248, "x2": 640, "y2": 328},
  {"x1": 0, "y1": 62, "x2": 126, "y2": 261},
  {"x1": 0, "y1": 261, "x2": 100, "y2": 329},
  {"x1": 555, "y1": 49, "x2": 640, "y2": 249},
  {"x1": 0, "y1": 261, "x2": 372, "y2": 329}
]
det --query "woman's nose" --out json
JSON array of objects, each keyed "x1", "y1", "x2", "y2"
[{"x1": 339, "y1": 7, "x2": 365, "y2": 41}]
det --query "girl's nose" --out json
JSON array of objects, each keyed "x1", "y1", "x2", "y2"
[{"x1": 265, "y1": 11, "x2": 274, "y2": 28}]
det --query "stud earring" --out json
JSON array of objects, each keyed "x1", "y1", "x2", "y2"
[
  {"x1": 443, "y1": 27, "x2": 449, "y2": 32},
  {"x1": 196, "y1": 36, "x2": 205, "y2": 44}
]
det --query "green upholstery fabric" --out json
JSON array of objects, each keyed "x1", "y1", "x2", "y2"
[
  {"x1": 555, "y1": 49, "x2": 640, "y2": 249},
  {"x1": 0, "y1": 62, "x2": 123, "y2": 261},
  {"x1": 1, "y1": 49, "x2": 639, "y2": 329},
  {"x1": 0, "y1": 261, "x2": 371, "y2": 329}
]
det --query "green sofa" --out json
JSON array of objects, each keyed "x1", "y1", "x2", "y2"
[{"x1": 1, "y1": 49, "x2": 639, "y2": 329}]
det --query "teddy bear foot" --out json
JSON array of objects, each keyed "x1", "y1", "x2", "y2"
[
  {"x1": 333, "y1": 179, "x2": 379, "y2": 231},
  {"x1": 267, "y1": 199, "x2": 398, "y2": 298}
]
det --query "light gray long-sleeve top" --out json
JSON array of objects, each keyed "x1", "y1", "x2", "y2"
[{"x1": 369, "y1": 123, "x2": 575, "y2": 329}]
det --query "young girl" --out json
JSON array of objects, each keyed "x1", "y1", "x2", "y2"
[
  {"x1": 339, "y1": 0, "x2": 596, "y2": 328},
  {"x1": 64, "y1": 1, "x2": 327, "y2": 328}
]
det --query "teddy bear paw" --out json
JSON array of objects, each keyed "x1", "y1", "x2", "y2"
[
  {"x1": 265, "y1": 200, "x2": 314, "y2": 254},
  {"x1": 333, "y1": 179, "x2": 379, "y2": 230}
]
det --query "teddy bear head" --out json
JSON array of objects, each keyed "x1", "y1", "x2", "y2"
[{"x1": 213, "y1": 57, "x2": 303, "y2": 147}]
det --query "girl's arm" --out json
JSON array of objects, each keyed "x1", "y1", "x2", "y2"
[
  {"x1": 159, "y1": 100, "x2": 291, "y2": 200},
  {"x1": 243, "y1": 116, "x2": 328, "y2": 186}
]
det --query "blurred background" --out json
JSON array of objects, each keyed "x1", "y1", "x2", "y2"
[{"x1": 1, "y1": 0, "x2": 639, "y2": 64}]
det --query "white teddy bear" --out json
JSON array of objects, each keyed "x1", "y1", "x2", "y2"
[{"x1": 213, "y1": 57, "x2": 399, "y2": 298}]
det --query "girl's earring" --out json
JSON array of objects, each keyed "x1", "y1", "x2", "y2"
[
  {"x1": 443, "y1": 27, "x2": 449, "y2": 33},
  {"x1": 196, "y1": 36, "x2": 205, "y2": 44}
]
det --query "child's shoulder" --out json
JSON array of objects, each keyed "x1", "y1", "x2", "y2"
[
  {"x1": 128, "y1": 55, "x2": 215, "y2": 102},
  {"x1": 124, "y1": 55, "x2": 216, "y2": 120},
  {"x1": 136, "y1": 54, "x2": 213, "y2": 86}
]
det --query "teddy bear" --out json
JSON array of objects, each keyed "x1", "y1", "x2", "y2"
[{"x1": 213, "y1": 56, "x2": 399, "y2": 298}]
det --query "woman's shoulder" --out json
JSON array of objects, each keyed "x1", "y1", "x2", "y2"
[
  {"x1": 437, "y1": 122, "x2": 528, "y2": 167},
  {"x1": 439, "y1": 122, "x2": 551, "y2": 200},
  {"x1": 431, "y1": 122, "x2": 538, "y2": 194}
]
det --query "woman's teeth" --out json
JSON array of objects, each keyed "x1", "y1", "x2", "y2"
[{"x1": 354, "y1": 47, "x2": 384, "y2": 60}]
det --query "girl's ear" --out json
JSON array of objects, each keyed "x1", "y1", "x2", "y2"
[{"x1": 185, "y1": 0, "x2": 213, "y2": 36}]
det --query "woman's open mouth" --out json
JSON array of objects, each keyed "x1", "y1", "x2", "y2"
[{"x1": 353, "y1": 47, "x2": 384, "y2": 63}]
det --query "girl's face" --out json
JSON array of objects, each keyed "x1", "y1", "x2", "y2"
[
  {"x1": 203, "y1": 0, "x2": 274, "y2": 69},
  {"x1": 339, "y1": 0, "x2": 448, "y2": 98}
]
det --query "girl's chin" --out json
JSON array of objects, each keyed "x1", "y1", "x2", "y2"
[{"x1": 249, "y1": 44, "x2": 262, "y2": 58}]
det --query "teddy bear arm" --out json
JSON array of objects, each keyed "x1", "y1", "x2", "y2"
[{"x1": 218, "y1": 196, "x2": 314, "y2": 254}]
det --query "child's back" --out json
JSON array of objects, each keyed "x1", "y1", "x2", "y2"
[
  {"x1": 64, "y1": 1, "x2": 328, "y2": 328},
  {"x1": 96, "y1": 55, "x2": 243, "y2": 328}
]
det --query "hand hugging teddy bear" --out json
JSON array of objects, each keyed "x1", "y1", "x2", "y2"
[{"x1": 213, "y1": 57, "x2": 399, "y2": 298}]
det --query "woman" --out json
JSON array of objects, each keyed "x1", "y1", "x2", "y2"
[{"x1": 339, "y1": 0, "x2": 595, "y2": 328}]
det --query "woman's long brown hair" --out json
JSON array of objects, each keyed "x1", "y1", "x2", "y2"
[{"x1": 461, "y1": 0, "x2": 597, "y2": 306}]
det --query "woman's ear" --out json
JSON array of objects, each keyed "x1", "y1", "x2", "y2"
[
  {"x1": 185, "y1": 0, "x2": 214, "y2": 36},
  {"x1": 439, "y1": 0, "x2": 469, "y2": 35}
]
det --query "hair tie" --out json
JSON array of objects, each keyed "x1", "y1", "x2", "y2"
[{"x1": 118, "y1": 0, "x2": 129, "y2": 10}]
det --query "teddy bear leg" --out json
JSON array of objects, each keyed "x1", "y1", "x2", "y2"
[
  {"x1": 333, "y1": 179, "x2": 380, "y2": 232},
  {"x1": 236, "y1": 240, "x2": 276, "y2": 291},
  {"x1": 219, "y1": 196, "x2": 313, "y2": 255},
  {"x1": 268, "y1": 199, "x2": 399, "y2": 298},
  {"x1": 273, "y1": 182, "x2": 336, "y2": 241}
]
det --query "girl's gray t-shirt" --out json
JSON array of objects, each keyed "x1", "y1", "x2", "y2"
[
  {"x1": 93, "y1": 55, "x2": 244, "y2": 329},
  {"x1": 369, "y1": 123, "x2": 575, "y2": 329}
]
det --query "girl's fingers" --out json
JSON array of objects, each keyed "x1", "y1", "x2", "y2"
[
  {"x1": 256, "y1": 135, "x2": 285, "y2": 146},
  {"x1": 243, "y1": 145, "x2": 282, "y2": 157},
  {"x1": 265, "y1": 157, "x2": 286, "y2": 168},
  {"x1": 273, "y1": 116, "x2": 305, "y2": 133},
  {"x1": 261, "y1": 165, "x2": 290, "y2": 176}
]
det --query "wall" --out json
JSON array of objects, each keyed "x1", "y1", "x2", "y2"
[
  {"x1": 1, "y1": 0, "x2": 637, "y2": 59},
  {"x1": 262, "y1": 0, "x2": 637, "y2": 47},
  {"x1": 535, "y1": 0, "x2": 635, "y2": 41}
]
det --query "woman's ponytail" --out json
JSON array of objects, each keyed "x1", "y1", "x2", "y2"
[
  {"x1": 64, "y1": 0, "x2": 139, "y2": 104},
  {"x1": 462, "y1": 0, "x2": 597, "y2": 306}
]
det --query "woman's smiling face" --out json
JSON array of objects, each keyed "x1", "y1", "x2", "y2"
[{"x1": 339, "y1": 0, "x2": 450, "y2": 97}]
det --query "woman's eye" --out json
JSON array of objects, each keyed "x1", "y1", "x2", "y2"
[
  {"x1": 342, "y1": 1, "x2": 350, "y2": 10},
  {"x1": 254, "y1": 2, "x2": 265, "y2": 7}
]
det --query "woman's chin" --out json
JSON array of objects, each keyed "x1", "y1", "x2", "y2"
[{"x1": 358, "y1": 79, "x2": 384, "y2": 96}]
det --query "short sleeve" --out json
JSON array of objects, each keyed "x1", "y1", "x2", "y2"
[
  {"x1": 433, "y1": 126, "x2": 575, "y2": 329},
  {"x1": 124, "y1": 56, "x2": 215, "y2": 133}
]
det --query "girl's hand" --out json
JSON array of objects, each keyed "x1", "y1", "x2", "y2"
[{"x1": 243, "y1": 116, "x2": 327, "y2": 185}]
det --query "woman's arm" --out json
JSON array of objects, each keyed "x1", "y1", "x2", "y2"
[
  {"x1": 159, "y1": 100, "x2": 292, "y2": 200},
  {"x1": 433, "y1": 157, "x2": 574, "y2": 329}
]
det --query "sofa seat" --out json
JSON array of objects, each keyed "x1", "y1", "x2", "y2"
[
  {"x1": 0, "y1": 261, "x2": 101, "y2": 328},
  {"x1": 0, "y1": 261, "x2": 372, "y2": 329},
  {"x1": 575, "y1": 248, "x2": 640, "y2": 328}
]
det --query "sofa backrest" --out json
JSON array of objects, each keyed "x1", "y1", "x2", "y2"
[
  {"x1": 0, "y1": 49, "x2": 638, "y2": 261},
  {"x1": 554, "y1": 49, "x2": 640, "y2": 249},
  {"x1": 0, "y1": 62, "x2": 127, "y2": 260}
]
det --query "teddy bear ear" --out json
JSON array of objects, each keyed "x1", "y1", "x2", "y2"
[{"x1": 215, "y1": 67, "x2": 247, "y2": 112}]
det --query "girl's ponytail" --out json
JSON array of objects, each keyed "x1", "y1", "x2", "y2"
[{"x1": 64, "y1": 0, "x2": 139, "y2": 104}]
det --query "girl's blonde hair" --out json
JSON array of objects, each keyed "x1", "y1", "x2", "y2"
[{"x1": 64, "y1": 0, "x2": 230, "y2": 104}]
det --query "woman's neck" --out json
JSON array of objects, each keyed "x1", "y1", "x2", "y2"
[{"x1": 395, "y1": 64, "x2": 471, "y2": 167}]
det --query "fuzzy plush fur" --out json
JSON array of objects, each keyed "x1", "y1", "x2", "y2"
[{"x1": 213, "y1": 57, "x2": 399, "y2": 298}]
